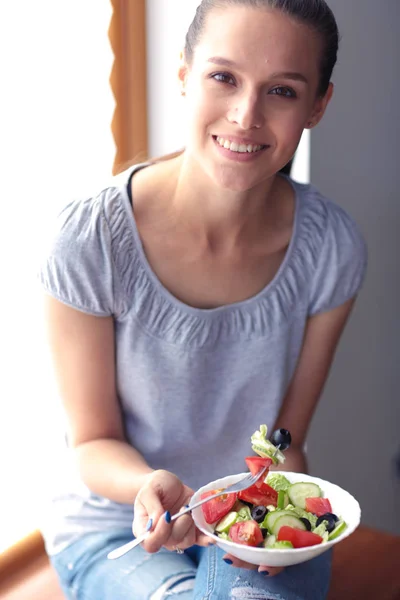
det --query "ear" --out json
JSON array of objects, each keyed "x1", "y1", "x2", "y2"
[
  {"x1": 178, "y1": 51, "x2": 189, "y2": 94},
  {"x1": 306, "y1": 82, "x2": 334, "y2": 129}
]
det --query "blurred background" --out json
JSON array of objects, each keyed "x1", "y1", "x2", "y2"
[{"x1": 0, "y1": 0, "x2": 398, "y2": 553}]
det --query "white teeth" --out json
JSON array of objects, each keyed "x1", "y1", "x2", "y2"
[{"x1": 216, "y1": 136, "x2": 263, "y2": 153}]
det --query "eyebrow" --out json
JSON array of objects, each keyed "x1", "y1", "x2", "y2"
[{"x1": 207, "y1": 57, "x2": 309, "y2": 84}]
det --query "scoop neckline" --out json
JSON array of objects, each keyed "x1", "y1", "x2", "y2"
[{"x1": 118, "y1": 166, "x2": 302, "y2": 317}]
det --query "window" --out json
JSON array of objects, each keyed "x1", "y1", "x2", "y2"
[{"x1": 0, "y1": 0, "x2": 147, "y2": 552}]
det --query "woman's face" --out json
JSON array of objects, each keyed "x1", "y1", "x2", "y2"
[{"x1": 180, "y1": 6, "x2": 332, "y2": 192}]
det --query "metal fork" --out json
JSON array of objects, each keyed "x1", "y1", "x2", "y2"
[{"x1": 107, "y1": 463, "x2": 271, "y2": 560}]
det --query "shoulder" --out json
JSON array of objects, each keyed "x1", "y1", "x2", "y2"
[
  {"x1": 291, "y1": 180, "x2": 368, "y2": 315},
  {"x1": 295, "y1": 180, "x2": 367, "y2": 259},
  {"x1": 39, "y1": 169, "x2": 137, "y2": 317}
]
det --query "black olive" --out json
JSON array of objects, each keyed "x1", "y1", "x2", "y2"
[
  {"x1": 260, "y1": 528, "x2": 269, "y2": 539},
  {"x1": 300, "y1": 517, "x2": 312, "y2": 531},
  {"x1": 316, "y1": 513, "x2": 338, "y2": 533},
  {"x1": 251, "y1": 505, "x2": 268, "y2": 523},
  {"x1": 270, "y1": 429, "x2": 292, "y2": 451}
]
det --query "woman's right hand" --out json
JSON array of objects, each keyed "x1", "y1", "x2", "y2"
[{"x1": 133, "y1": 469, "x2": 213, "y2": 553}]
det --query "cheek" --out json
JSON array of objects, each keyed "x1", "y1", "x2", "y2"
[
  {"x1": 188, "y1": 91, "x2": 226, "y2": 132},
  {"x1": 269, "y1": 107, "x2": 308, "y2": 139}
]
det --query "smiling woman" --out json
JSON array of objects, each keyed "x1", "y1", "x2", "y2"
[{"x1": 35, "y1": 1, "x2": 368, "y2": 600}]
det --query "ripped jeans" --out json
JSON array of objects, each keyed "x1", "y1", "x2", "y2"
[{"x1": 50, "y1": 528, "x2": 332, "y2": 600}]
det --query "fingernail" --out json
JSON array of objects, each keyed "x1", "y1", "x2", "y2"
[
  {"x1": 262, "y1": 570, "x2": 270, "y2": 576},
  {"x1": 145, "y1": 518, "x2": 153, "y2": 531},
  {"x1": 223, "y1": 558, "x2": 233, "y2": 565},
  {"x1": 164, "y1": 511, "x2": 171, "y2": 524}
]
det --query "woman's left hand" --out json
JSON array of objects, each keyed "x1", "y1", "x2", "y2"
[{"x1": 222, "y1": 553, "x2": 285, "y2": 576}]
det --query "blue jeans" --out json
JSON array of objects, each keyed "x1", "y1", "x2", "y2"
[{"x1": 50, "y1": 528, "x2": 332, "y2": 600}]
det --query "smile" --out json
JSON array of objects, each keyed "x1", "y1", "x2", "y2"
[{"x1": 214, "y1": 136, "x2": 267, "y2": 154}]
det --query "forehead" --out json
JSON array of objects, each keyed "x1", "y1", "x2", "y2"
[{"x1": 193, "y1": 6, "x2": 321, "y2": 78}]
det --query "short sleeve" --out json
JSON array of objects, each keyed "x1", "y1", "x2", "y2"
[
  {"x1": 39, "y1": 193, "x2": 117, "y2": 316},
  {"x1": 308, "y1": 201, "x2": 368, "y2": 315}
]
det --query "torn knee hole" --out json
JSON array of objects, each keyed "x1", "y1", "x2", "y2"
[{"x1": 231, "y1": 585, "x2": 287, "y2": 600}]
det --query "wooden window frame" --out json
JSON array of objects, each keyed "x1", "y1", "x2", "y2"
[{"x1": 109, "y1": 0, "x2": 148, "y2": 174}]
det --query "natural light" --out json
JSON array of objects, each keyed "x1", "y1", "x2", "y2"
[
  {"x1": 0, "y1": 1, "x2": 115, "y2": 552},
  {"x1": 0, "y1": 0, "x2": 309, "y2": 554}
]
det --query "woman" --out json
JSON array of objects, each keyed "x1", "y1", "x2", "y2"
[{"x1": 40, "y1": 0, "x2": 367, "y2": 598}]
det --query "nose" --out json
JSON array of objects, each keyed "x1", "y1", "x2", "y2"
[{"x1": 227, "y1": 91, "x2": 264, "y2": 130}]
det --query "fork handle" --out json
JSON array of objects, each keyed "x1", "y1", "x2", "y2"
[{"x1": 107, "y1": 533, "x2": 149, "y2": 559}]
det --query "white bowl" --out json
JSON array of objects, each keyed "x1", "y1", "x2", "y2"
[{"x1": 190, "y1": 471, "x2": 361, "y2": 567}]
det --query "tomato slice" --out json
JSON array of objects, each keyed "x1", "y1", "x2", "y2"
[
  {"x1": 244, "y1": 456, "x2": 272, "y2": 488},
  {"x1": 305, "y1": 497, "x2": 333, "y2": 517},
  {"x1": 229, "y1": 520, "x2": 264, "y2": 547},
  {"x1": 277, "y1": 525, "x2": 323, "y2": 548},
  {"x1": 200, "y1": 489, "x2": 237, "y2": 524},
  {"x1": 238, "y1": 481, "x2": 278, "y2": 507}
]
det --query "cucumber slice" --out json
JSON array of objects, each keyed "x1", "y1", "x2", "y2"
[
  {"x1": 271, "y1": 514, "x2": 307, "y2": 535},
  {"x1": 215, "y1": 511, "x2": 238, "y2": 533},
  {"x1": 251, "y1": 442, "x2": 285, "y2": 464},
  {"x1": 328, "y1": 520, "x2": 347, "y2": 541},
  {"x1": 287, "y1": 482, "x2": 322, "y2": 509},
  {"x1": 277, "y1": 490, "x2": 289, "y2": 510},
  {"x1": 264, "y1": 509, "x2": 299, "y2": 533},
  {"x1": 251, "y1": 425, "x2": 285, "y2": 464},
  {"x1": 263, "y1": 534, "x2": 277, "y2": 548},
  {"x1": 269, "y1": 540, "x2": 294, "y2": 549}
]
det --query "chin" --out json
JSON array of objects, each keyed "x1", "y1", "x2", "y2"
[{"x1": 210, "y1": 163, "x2": 270, "y2": 193}]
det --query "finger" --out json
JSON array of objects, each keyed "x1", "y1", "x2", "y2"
[
  {"x1": 257, "y1": 565, "x2": 285, "y2": 577},
  {"x1": 133, "y1": 486, "x2": 166, "y2": 538},
  {"x1": 142, "y1": 508, "x2": 197, "y2": 553},
  {"x1": 141, "y1": 510, "x2": 174, "y2": 553},
  {"x1": 222, "y1": 555, "x2": 285, "y2": 576},
  {"x1": 222, "y1": 554, "x2": 258, "y2": 570},
  {"x1": 164, "y1": 512, "x2": 197, "y2": 551}
]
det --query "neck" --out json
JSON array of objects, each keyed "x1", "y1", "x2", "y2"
[{"x1": 166, "y1": 153, "x2": 285, "y2": 250}]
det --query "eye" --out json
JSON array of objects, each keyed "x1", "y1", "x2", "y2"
[
  {"x1": 211, "y1": 72, "x2": 236, "y2": 86},
  {"x1": 269, "y1": 86, "x2": 297, "y2": 99}
]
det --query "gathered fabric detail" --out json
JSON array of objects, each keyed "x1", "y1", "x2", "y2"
[{"x1": 103, "y1": 179, "x2": 328, "y2": 349}]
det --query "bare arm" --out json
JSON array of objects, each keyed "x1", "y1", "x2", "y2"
[
  {"x1": 271, "y1": 297, "x2": 357, "y2": 473},
  {"x1": 45, "y1": 296, "x2": 154, "y2": 504}
]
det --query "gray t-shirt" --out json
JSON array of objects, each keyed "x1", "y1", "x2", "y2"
[{"x1": 39, "y1": 166, "x2": 367, "y2": 554}]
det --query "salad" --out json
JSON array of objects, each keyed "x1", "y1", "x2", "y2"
[{"x1": 201, "y1": 425, "x2": 347, "y2": 549}]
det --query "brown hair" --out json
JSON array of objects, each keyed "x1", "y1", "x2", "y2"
[{"x1": 185, "y1": 0, "x2": 339, "y2": 97}]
